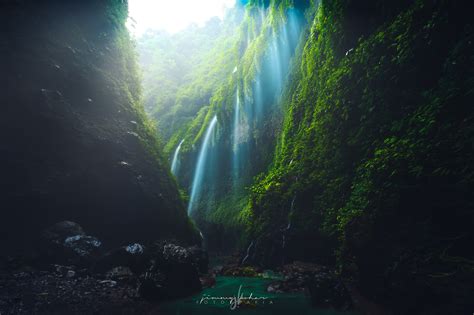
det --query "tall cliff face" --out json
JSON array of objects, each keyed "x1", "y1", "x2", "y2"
[
  {"x1": 248, "y1": 0, "x2": 473, "y2": 313},
  {"x1": 138, "y1": 1, "x2": 310, "y2": 253},
  {"x1": 0, "y1": 0, "x2": 198, "y2": 251}
]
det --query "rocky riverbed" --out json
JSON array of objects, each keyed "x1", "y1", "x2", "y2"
[
  {"x1": 0, "y1": 221, "x2": 206, "y2": 314},
  {"x1": 0, "y1": 221, "x2": 362, "y2": 314}
]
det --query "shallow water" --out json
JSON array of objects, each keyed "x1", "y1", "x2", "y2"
[{"x1": 158, "y1": 276, "x2": 358, "y2": 315}]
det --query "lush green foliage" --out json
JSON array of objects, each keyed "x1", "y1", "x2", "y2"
[
  {"x1": 138, "y1": 0, "x2": 473, "y2": 311},
  {"x1": 138, "y1": 1, "x2": 309, "y2": 236},
  {"x1": 137, "y1": 10, "x2": 244, "y2": 148},
  {"x1": 247, "y1": 0, "x2": 474, "y2": 312}
]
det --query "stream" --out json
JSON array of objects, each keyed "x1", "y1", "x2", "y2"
[{"x1": 158, "y1": 276, "x2": 359, "y2": 315}]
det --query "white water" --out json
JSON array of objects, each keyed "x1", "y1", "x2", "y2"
[
  {"x1": 170, "y1": 139, "x2": 184, "y2": 176},
  {"x1": 254, "y1": 77, "x2": 263, "y2": 121},
  {"x1": 241, "y1": 240, "x2": 254, "y2": 265},
  {"x1": 282, "y1": 196, "x2": 296, "y2": 249},
  {"x1": 271, "y1": 31, "x2": 283, "y2": 94},
  {"x1": 186, "y1": 6, "x2": 304, "y2": 220},
  {"x1": 232, "y1": 90, "x2": 241, "y2": 180},
  {"x1": 187, "y1": 116, "x2": 218, "y2": 216}
]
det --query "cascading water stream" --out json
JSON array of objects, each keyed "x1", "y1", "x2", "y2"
[
  {"x1": 271, "y1": 31, "x2": 283, "y2": 94},
  {"x1": 282, "y1": 196, "x2": 296, "y2": 250},
  {"x1": 187, "y1": 115, "x2": 218, "y2": 216},
  {"x1": 232, "y1": 90, "x2": 241, "y2": 181},
  {"x1": 241, "y1": 240, "x2": 254, "y2": 265},
  {"x1": 170, "y1": 139, "x2": 184, "y2": 176},
  {"x1": 254, "y1": 77, "x2": 263, "y2": 121}
]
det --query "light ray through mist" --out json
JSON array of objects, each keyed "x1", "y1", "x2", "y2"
[{"x1": 127, "y1": 0, "x2": 235, "y2": 36}]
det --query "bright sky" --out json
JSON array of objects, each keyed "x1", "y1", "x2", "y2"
[{"x1": 127, "y1": 0, "x2": 235, "y2": 36}]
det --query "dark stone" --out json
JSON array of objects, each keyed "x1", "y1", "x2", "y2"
[
  {"x1": 157, "y1": 244, "x2": 202, "y2": 298},
  {"x1": 267, "y1": 282, "x2": 284, "y2": 293},
  {"x1": 137, "y1": 270, "x2": 167, "y2": 301},
  {"x1": 95, "y1": 243, "x2": 148, "y2": 274},
  {"x1": 63, "y1": 235, "x2": 102, "y2": 257},
  {"x1": 0, "y1": 1, "x2": 199, "y2": 254},
  {"x1": 307, "y1": 272, "x2": 352, "y2": 310},
  {"x1": 186, "y1": 245, "x2": 209, "y2": 274},
  {"x1": 200, "y1": 274, "x2": 216, "y2": 289},
  {"x1": 41, "y1": 221, "x2": 85, "y2": 244},
  {"x1": 267, "y1": 261, "x2": 352, "y2": 310},
  {"x1": 0, "y1": 263, "x2": 150, "y2": 314},
  {"x1": 38, "y1": 222, "x2": 102, "y2": 266},
  {"x1": 105, "y1": 266, "x2": 136, "y2": 283},
  {"x1": 135, "y1": 243, "x2": 203, "y2": 300},
  {"x1": 221, "y1": 265, "x2": 261, "y2": 277}
]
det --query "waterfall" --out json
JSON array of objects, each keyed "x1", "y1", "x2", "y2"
[
  {"x1": 199, "y1": 231, "x2": 207, "y2": 251},
  {"x1": 187, "y1": 115, "x2": 218, "y2": 216},
  {"x1": 254, "y1": 77, "x2": 263, "y2": 121},
  {"x1": 271, "y1": 31, "x2": 283, "y2": 94},
  {"x1": 280, "y1": 24, "x2": 292, "y2": 74},
  {"x1": 288, "y1": 8, "x2": 303, "y2": 47},
  {"x1": 232, "y1": 90, "x2": 240, "y2": 180},
  {"x1": 282, "y1": 196, "x2": 296, "y2": 250},
  {"x1": 170, "y1": 139, "x2": 184, "y2": 176},
  {"x1": 241, "y1": 240, "x2": 254, "y2": 265}
]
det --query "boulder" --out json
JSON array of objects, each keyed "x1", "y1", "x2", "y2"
[
  {"x1": 138, "y1": 269, "x2": 166, "y2": 301},
  {"x1": 95, "y1": 241, "x2": 205, "y2": 301},
  {"x1": 307, "y1": 272, "x2": 352, "y2": 310},
  {"x1": 186, "y1": 245, "x2": 209, "y2": 274},
  {"x1": 267, "y1": 261, "x2": 352, "y2": 310},
  {"x1": 157, "y1": 244, "x2": 202, "y2": 297},
  {"x1": 200, "y1": 274, "x2": 216, "y2": 289},
  {"x1": 41, "y1": 221, "x2": 85, "y2": 244},
  {"x1": 64, "y1": 235, "x2": 101, "y2": 257},
  {"x1": 95, "y1": 243, "x2": 148, "y2": 274},
  {"x1": 39, "y1": 221, "x2": 102, "y2": 266}
]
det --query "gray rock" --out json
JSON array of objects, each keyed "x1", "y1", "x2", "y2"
[
  {"x1": 42, "y1": 221, "x2": 85, "y2": 245},
  {"x1": 95, "y1": 243, "x2": 147, "y2": 274},
  {"x1": 64, "y1": 235, "x2": 102, "y2": 257},
  {"x1": 106, "y1": 266, "x2": 135, "y2": 283}
]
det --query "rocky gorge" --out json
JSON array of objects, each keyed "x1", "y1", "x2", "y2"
[{"x1": 1, "y1": 0, "x2": 473, "y2": 314}]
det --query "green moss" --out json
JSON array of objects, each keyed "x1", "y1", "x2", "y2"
[{"x1": 248, "y1": 0, "x2": 474, "y2": 312}]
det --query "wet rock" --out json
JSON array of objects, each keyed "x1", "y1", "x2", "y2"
[
  {"x1": 0, "y1": 264, "x2": 150, "y2": 314},
  {"x1": 162, "y1": 244, "x2": 191, "y2": 262},
  {"x1": 157, "y1": 244, "x2": 202, "y2": 297},
  {"x1": 95, "y1": 243, "x2": 148, "y2": 274},
  {"x1": 66, "y1": 270, "x2": 76, "y2": 278},
  {"x1": 211, "y1": 265, "x2": 224, "y2": 275},
  {"x1": 53, "y1": 264, "x2": 75, "y2": 277},
  {"x1": 138, "y1": 270, "x2": 166, "y2": 301},
  {"x1": 307, "y1": 272, "x2": 351, "y2": 310},
  {"x1": 105, "y1": 266, "x2": 135, "y2": 283},
  {"x1": 42, "y1": 221, "x2": 85, "y2": 244},
  {"x1": 64, "y1": 235, "x2": 101, "y2": 257},
  {"x1": 186, "y1": 245, "x2": 209, "y2": 274},
  {"x1": 200, "y1": 274, "x2": 216, "y2": 288},
  {"x1": 39, "y1": 222, "x2": 102, "y2": 266},
  {"x1": 99, "y1": 279, "x2": 117, "y2": 287},
  {"x1": 126, "y1": 243, "x2": 144, "y2": 255},
  {"x1": 267, "y1": 261, "x2": 352, "y2": 310},
  {"x1": 267, "y1": 282, "x2": 284, "y2": 293},
  {"x1": 221, "y1": 265, "x2": 261, "y2": 277}
]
